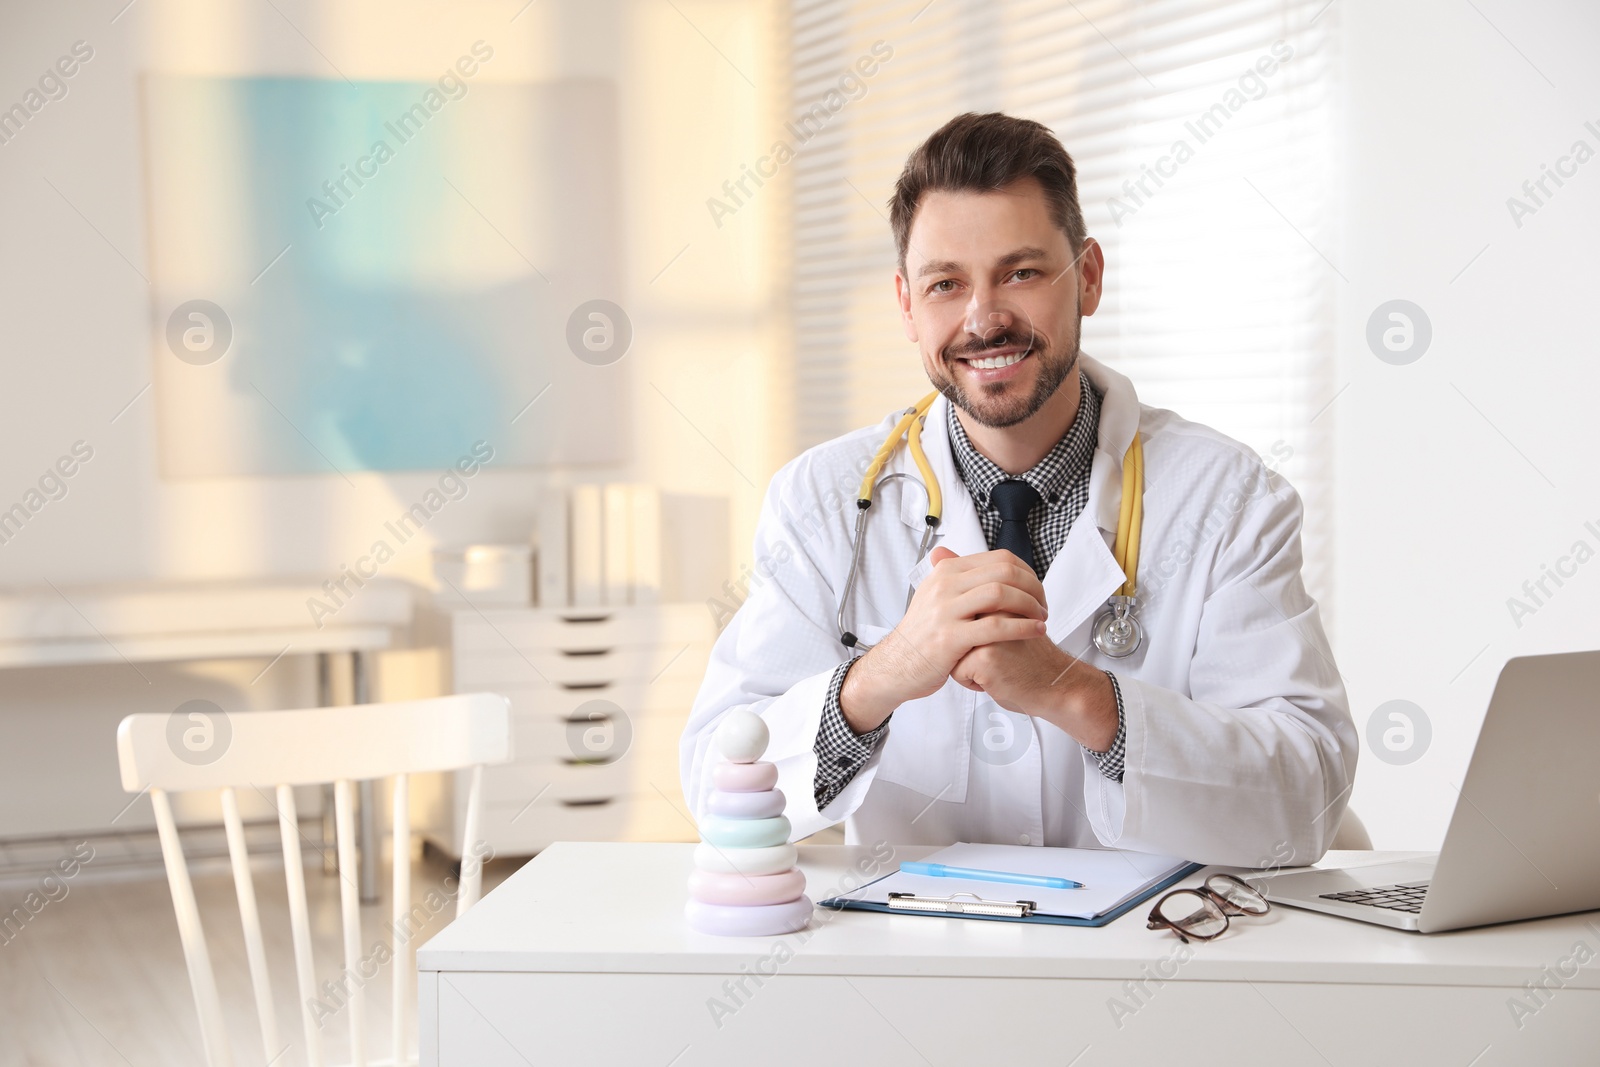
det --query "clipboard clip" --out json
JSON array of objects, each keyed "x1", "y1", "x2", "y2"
[{"x1": 886, "y1": 891, "x2": 1037, "y2": 918}]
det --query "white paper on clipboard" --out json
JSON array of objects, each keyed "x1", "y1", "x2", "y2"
[{"x1": 831, "y1": 842, "x2": 1193, "y2": 920}]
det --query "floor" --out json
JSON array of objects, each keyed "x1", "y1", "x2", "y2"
[
  {"x1": 0, "y1": 821, "x2": 847, "y2": 1067},
  {"x1": 0, "y1": 838, "x2": 518, "y2": 1067}
]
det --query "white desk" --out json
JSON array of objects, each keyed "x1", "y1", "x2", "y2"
[{"x1": 418, "y1": 842, "x2": 1600, "y2": 1066}]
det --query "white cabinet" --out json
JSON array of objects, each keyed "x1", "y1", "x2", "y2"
[{"x1": 425, "y1": 604, "x2": 715, "y2": 858}]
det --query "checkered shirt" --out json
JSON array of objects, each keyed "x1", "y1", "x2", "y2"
[{"x1": 814, "y1": 371, "x2": 1128, "y2": 811}]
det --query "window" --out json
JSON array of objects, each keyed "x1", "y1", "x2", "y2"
[{"x1": 786, "y1": 0, "x2": 1338, "y2": 611}]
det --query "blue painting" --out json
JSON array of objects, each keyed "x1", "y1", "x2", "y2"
[{"x1": 143, "y1": 71, "x2": 627, "y2": 476}]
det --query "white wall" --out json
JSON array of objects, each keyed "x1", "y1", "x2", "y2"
[
  {"x1": 0, "y1": 0, "x2": 782, "y2": 588},
  {"x1": 1333, "y1": 0, "x2": 1600, "y2": 847},
  {"x1": 0, "y1": 0, "x2": 784, "y2": 839}
]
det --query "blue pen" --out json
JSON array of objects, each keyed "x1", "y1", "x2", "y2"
[{"x1": 899, "y1": 861, "x2": 1082, "y2": 889}]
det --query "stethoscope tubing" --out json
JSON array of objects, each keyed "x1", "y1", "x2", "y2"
[{"x1": 836, "y1": 393, "x2": 1143, "y2": 658}]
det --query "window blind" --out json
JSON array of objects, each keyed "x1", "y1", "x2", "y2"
[{"x1": 786, "y1": 0, "x2": 1338, "y2": 611}]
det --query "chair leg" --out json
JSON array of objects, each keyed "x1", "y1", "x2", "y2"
[
  {"x1": 353, "y1": 650, "x2": 380, "y2": 904},
  {"x1": 152, "y1": 788, "x2": 236, "y2": 1067},
  {"x1": 392, "y1": 773, "x2": 412, "y2": 1065},
  {"x1": 318, "y1": 651, "x2": 338, "y2": 876},
  {"x1": 334, "y1": 780, "x2": 368, "y2": 1066},
  {"x1": 279, "y1": 785, "x2": 325, "y2": 1067}
]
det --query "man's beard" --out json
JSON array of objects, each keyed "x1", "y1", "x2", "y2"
[{"x1": 931, "y1": 302, "x2": 1082, "y2": 430}]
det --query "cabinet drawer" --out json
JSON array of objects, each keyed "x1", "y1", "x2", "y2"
[
  {"x1": 452, "y1": 604, "x2": 713, "y2": 651},
  {"x1": 483, "y1": 709, "x2": 689, "y2": 806},
  {"x1": 480, "y1": 794, "x2": 633, "y2": 849},
  {"x1": 477, "y1": 788, "x2": 698, "y2": 854},
  {"x1": 453, "y1": 642, "x2": 711, "y2": 690},
  {"x1": 507, "y1": 699, "x2": 685, "y2": 765},
  {"x1": 481, "y1": 757, "x2": 634, "y2": 807},
  {"x1": 491, "y1": 680, "x2": 701, "y2": 728}
]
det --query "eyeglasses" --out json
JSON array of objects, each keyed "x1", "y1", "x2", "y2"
[{"x1": 1146, "y1": 873, "x2": 1270, "y2": 942}]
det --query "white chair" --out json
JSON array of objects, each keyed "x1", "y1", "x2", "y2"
[
  {"x1": 116, "y1": 693, "x2": 511, "y2": 1067},
  {"x1": 1331, "y1": 807, "x2": 1374, "y2": 850}
]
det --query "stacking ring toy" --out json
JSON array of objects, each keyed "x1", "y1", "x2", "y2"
[
  {"x1": 685, "y1": 895, "x2": 813, "y2": 936},
  {"x1": 688, "y1": 868, "x2": 805, "y2": 907},
  {"x1": 692, "y1": 841, "x2": 797, "y2": 876},
  {"x1": 712, "y1": 761, "x2": 778, "y2": 792},
  {"x1": 706, "y1": 788, "x2": 786, "y2": 819},
  {"x1": 699, "y1": 814, "x2": 791, "y2": 849}
]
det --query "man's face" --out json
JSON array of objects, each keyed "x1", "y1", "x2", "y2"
[{"x1": 895, "y1": 177, "x2": 1103, "y2": 429}]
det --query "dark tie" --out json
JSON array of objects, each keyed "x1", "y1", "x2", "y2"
[{"x1": 989, "y1": 479, "x2": 1041, "y2": 576}]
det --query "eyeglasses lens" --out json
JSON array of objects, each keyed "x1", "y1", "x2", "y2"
[
  {"x1": 1155, "y1": 891, "x2": 1227, "y2": 939},
  {"x1": 1207, "y1": 875, "x2": 1270, "y2": 916}
]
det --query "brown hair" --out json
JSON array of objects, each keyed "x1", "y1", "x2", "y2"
[{"x1": 889, "y1": 112, "x2": 1086, "y2": 271}]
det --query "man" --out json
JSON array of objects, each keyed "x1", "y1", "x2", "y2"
[{"x1": 681, "y1": 112, "x2": 1356, "y2": 867}]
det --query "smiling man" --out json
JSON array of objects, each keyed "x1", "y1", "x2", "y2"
[{"x1": 681, "y1": 112, "x2": 1357, "y2": 867}]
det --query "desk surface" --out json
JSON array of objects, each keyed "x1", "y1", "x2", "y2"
[{"x1": 418, "y1": 842, "x2": 1600, "y2": 989}]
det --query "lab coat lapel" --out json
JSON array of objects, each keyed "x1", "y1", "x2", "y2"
[
  {"x1": 1081, "y1": 354, "x2": 1141, "y2": 533},
  {"x1": 1045, "y1": 355, "x2": 1144, "y2": 644},
  {"x1": 1040, "y1": 506, "x2": 1125, "y2": 645}
]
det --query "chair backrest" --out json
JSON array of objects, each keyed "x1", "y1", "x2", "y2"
[{"x1": 117, "y1": 692, "x2": 512, "y2": 1067}]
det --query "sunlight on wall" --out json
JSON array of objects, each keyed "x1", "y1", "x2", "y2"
[{"x1": 114, "y1": 0, "x2": 783, "y2": 583}]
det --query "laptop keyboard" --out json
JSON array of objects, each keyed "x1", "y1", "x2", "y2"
[{"x1": 1319, "y1": 881, "x2": 1430, "y2": 914}]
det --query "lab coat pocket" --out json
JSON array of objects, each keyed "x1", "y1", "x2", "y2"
[
  {"x1": 872, "y1": 682, "x2": 974, "y2": 803},
  {"x1": 850, "y1": 623, "x2": 892, "y2": 649}
]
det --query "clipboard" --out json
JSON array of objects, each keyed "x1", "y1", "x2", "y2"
[{"x1": 818, "y1": 842, "x2": 1202, "y2": 927}]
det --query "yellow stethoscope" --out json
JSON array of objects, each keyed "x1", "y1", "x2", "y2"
[{"x1": 835, "y1": 390, "x2": 1145, "y2": 658}]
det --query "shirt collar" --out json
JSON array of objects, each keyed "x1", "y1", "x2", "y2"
[{"x1": 945, "y1": 368, "x2": 1101, "y2": 512}]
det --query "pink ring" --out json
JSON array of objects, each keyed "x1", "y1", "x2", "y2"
[
  {"x1": 707, "y1": 788, "x2": 786, "y2": 819},
  {"x1": 712, "y1": 761, "x2": 778, "y2": 792},
  {"x1": 688, "y1": 868, "x2": 806, "y2": 907},
  {"x1": 684, "y1": 895, "x2": 814, "y2": 937}
]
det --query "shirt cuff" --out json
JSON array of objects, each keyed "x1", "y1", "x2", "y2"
[
  {"x1": 1083, "y1": 670, "x2": 1126, "y2": 783},
  {"x1": 812, "y1": 657, "x2": 891, "y2": 811}
]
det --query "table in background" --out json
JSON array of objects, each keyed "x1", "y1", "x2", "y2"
[
  {"x1": 418, "y1": 843, "x2": 1600, "y2": 1065},
  {"x1": 0, "y1": 578, "x2": 412, "y2": 900}
]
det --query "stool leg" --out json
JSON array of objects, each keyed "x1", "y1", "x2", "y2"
[{"x1": 354, "y1": 649, "x2": 380, "y2": 904}]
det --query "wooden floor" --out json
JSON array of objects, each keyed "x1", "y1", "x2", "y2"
[{"x1": 0, "y1": 844, "x2": 517, "y2": 1067}]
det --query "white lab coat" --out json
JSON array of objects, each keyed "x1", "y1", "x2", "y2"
[{"x1": 680, "y1": 355, "x2": 1357, "y2": 867}]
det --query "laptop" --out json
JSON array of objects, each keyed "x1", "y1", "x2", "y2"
[{"x1": 1256, "y1": 650, "x2": 1600, "y2": 933}]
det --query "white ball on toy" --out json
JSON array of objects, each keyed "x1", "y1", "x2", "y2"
[{"x1": 716, "y1": 710, "x2": 769, "y2": 763}]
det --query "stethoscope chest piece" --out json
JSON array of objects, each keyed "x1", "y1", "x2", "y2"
[{"x1": 1092, "y1": 594, "x2": 1143, "y2": 658}]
